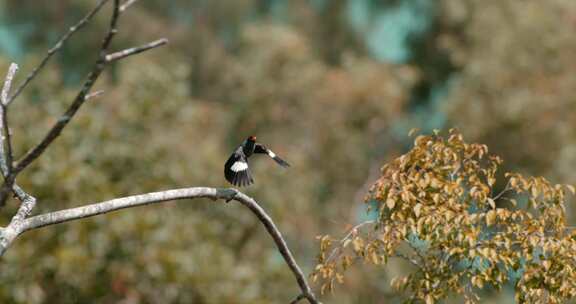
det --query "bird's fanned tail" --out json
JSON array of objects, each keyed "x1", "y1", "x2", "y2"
[
  {"x1": 224, "y1": 153, "x2": 254, "y2": 186},
  {"x1": 231, "y1": 169, "x2": 253, "y2": 186}
]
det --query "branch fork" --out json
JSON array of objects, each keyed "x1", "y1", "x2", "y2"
[{"x1": 0, "y1": 0, "x2": 169, "y2": 206}]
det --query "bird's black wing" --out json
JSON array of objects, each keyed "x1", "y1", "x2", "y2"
[
  {"x1": 254, "y1": 144, "x2": 290, "y2": 168},
  {"x1": 224, "y1": 148, "x2": 254, "y2": 186}
]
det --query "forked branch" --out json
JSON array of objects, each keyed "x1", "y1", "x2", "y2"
[
  {"x1": 0, "y1": 0, "x2": 168, "y2": 205},
  {"x1": 7, "y1": 0, "x2": 110, "y2": 105}
]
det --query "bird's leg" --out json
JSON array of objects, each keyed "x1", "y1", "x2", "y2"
[{"x1": 221, "y1": 188, "x2": 239, "y2": 203}]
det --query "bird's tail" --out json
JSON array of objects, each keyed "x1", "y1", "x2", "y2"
[{"x1": 226, "y1": 168, "x2": 254, "y2": 187}]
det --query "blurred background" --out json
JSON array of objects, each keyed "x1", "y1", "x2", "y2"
[{"x1": 0, "y1": 0, "x2": 575, "y2": 303}]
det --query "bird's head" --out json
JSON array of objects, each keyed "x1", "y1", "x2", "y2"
[{"x1": 248, "y1": 135, "x2": 257, "y2": 142}]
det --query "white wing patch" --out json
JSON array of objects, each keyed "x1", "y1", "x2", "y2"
[
  {"x1": 267, "y1": 150, "x2": 276, "y2": 158},
  {"x1": 231, "y1": 161, "x2": 248, "y2": 172}
]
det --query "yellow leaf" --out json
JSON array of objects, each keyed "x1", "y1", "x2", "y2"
[
  {"x1": 444, "y1": 210, "x2": 455, "y2": 222},
  {"x1": 386, "y1": 198, "x2": 396, "y2": 209},
  {"x1": 335, "y1": 273, "x2": 344, "y2": 284},
  {"x1": 486, "y1": 210, "x2": 497, "y2": 226},
  {"x1": 390, "y1": 277, "x2": 398, "y2": 288},
  {"x1": 343, "y1": 239, "x2": 351, "y2": 248},
  {"x1": 408, "y1": 128, "x2": 420, "y2": 137},
  {"x1": 470, "y1": 186, "x2": 478, "y2": 196},
  {"x1": 488, "y1": 177, "x2": 496, "y2": 186},
  {"x1": 510, "y1": 177, "x2": 518, "y2": 188},
  {"x1": 531, "y1": 186, "x2": 540, "y2": 198},
  {"x1": 370, "y1": 251, "x2": 379, "y2": 265},
  {"x1": 414, "y1": 203, "x2": 423, "y2": 217},
  {"x1": 567, "y1": 184, "x2": 576, "y2": 195},
  {"x1": 473, "y1": 276, "x2": 484, "y2": 288},
  {"x1": 448, "y1": 247, "x2": 461, "y2": 257},
  {"x1": 487, "y1": 198, "x2": 496, "y2": 209},
  {"x1": 353, "y1": 237, "x2": 364, "y2": 253}
]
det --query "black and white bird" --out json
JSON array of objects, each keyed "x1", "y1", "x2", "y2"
[{"x1": 224, "y1": 136, "x2": 290, "y2": 186}]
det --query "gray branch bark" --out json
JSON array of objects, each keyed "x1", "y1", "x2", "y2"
[
  {"x1": 0, "y1": 187, "x2": 320, "y2": 304},
  {"x1": 0, "y1": 63, "x2": 18, "y2": 179}
]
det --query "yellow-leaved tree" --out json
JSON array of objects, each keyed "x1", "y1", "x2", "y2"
[{"x1": 314, "y1": 129, "x2": 576, "y2": 303}]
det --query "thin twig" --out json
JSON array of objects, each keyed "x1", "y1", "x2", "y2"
[
  {"x1": 325, "y1": 220, "x2": 376, "y2": 263},
  {"x1": 493, "y1": 180, "x2": 512, "y2": 201},
  {"x1": 0, "y1": 187, "x2": 320, "y2": 304},
  {"x1": 7, "y1": 0, "x2": 110, "y2": 105},
  {"x1": 85, "y1": 90, "x2": 105, "y2": 101},
  {"x1": 119, "y1": 0, "x2": 139, "y2": 13},
  {"x1": 394, "y1": 252, "x2": 423, "y2": 269},
  {"x1": 290, "y1": 294, "x2": 307, "y2": 304},
  {"x1": 105, "y1": 38, "x2": 169, "y2": 62}
]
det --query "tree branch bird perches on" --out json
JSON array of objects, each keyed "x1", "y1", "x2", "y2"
[{"x1": 224, "y1": 136, "x2": 290, "y2": 186}]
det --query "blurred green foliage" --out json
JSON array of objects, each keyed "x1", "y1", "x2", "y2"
[{"x1": 0, "y1": 0, "x2": 574, "y2": 303}]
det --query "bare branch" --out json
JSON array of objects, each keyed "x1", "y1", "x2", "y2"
[
  {"x1": 1, "y1": 63, "x2": 18, "y2": 106},
  {"x1": 105, "y1": 38, "x2": 169, "y2": 62},
  {"x1": 98, "y1": 0, "x2": 121, "y2": 56},
  {"x1": 0, "y1": 187, "x2": 320, "y2": 304},
  {"x1": 0, "y1": 63, "x2": 18, "y2": 179},
  {"x1": 7, "y1": 0, "x2": 110, "y2": 105},
  {"x1": 0, "y1": 66, "x2": 37, "y2": 214},
  {"x1": 0, "y1": 0, "x2": 122, "y2": 206},
  {"x1": 8, "y1": 193, "x2": 36, "y2": 226}
]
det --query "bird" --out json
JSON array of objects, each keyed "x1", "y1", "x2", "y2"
[{"x1": 224, "y1": 135, "x2": 290, "y2": 186}]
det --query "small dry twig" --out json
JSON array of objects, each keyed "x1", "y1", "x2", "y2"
[
  {"x1": 105, "y1": 38, "x2": 168, "y2": 62},
  {"x1": 119, "y1": 0, "x2": 139, "y2": 12}
]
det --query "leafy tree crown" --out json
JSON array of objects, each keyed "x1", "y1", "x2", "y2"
[{"x1": 314, "y1": 129, "x2": 576, "y2": 303}]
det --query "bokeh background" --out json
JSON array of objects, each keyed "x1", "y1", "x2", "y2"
[{"x1": 0, "y1": 0, "x2": 575, "y2": 303}]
